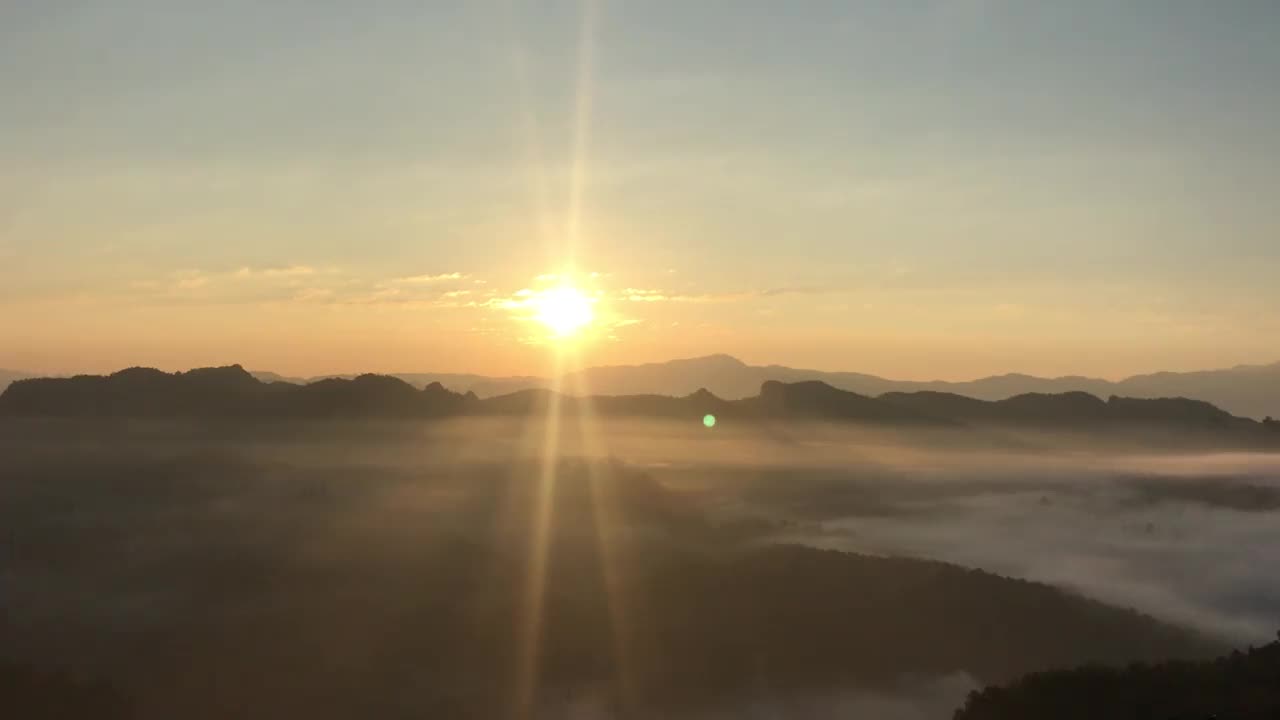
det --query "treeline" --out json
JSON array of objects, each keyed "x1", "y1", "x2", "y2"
[{"x1": 954, "y1": 633, "x2": 1280, "y2": 720}]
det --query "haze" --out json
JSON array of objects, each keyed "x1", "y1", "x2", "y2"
[{"x1": 5, "y1": 413, "x2": 1274, "y2": 717}]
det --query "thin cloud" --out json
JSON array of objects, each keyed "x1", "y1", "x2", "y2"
[
  {"x1": 758, "y1": 285, "x2": 827, "y2": 297},
  {"x1": 316, "y1": 271, "x2": 479, "y2": 307},
  {"x1": 390, "y1": 272, "x2": 468, "y2": 285},
  {"x1": 135, "y1": 265, "x2": 344, "y2": 306},
  {"x1": 123, "y1": 266, "x2": 493, "y2": 311},
  {"x1": 622, "y1": 288, "x2": 668, "y2": 302},
  {"x1": 235, "y1": 265, "x2": 317, "y2": 279},
  {"x1": 617, "y1": 285, "x2": 833, "y2": 304},
  {"x1": 172, "y1": 271, "x2": 210, "y2": 290}
]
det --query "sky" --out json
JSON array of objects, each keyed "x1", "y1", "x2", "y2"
[{"x1": 2, "y1": 0, "x2": 1278, "y2": 379}]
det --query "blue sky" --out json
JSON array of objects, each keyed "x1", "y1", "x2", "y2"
[{"x1": 2, "y1": 1, "x2": 1277, "y2": 377}]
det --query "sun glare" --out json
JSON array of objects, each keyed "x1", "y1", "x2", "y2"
[{"x1": 531, "y1": 286, "x2": 595, "y2": 338}]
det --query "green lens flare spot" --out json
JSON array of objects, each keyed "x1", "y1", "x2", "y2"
[{"x1": 703, "y1": 414, "x2": 717, "y2": 428}]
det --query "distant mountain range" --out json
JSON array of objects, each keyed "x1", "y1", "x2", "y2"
[
  {"x1": 3, "y1": 365, "x2": 1277, "y2": 446},
  {"x1": 7, "y1": 356, "x2": 1277, "y2": 419},
  {"x1": 246, "y1": 354, "x2": 1280, "y2": 420},
  {"x1": 249, "y1": 369, "x2": 545, "y2": 399}
]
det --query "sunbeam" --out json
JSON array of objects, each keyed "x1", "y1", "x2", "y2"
[
  {"x1": 512, "y1": 356, "x2": 564, "y2": 719},
  {"x1": 505, "y1": 30, "x2": 555, "y2": 251},
  {"x1": 511, "y1": 1, "x2": 603, "y2": 713},
  {"x1": 568, "y1": 362, "x2": 639, "y2": 710},
  {"x1": 564, "y1": 0, "x2": 598, "y2": 263}
]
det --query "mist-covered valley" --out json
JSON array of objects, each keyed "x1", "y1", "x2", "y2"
[{"x1": 3, "y1": 414, "x2": 1276, "y2": 718}]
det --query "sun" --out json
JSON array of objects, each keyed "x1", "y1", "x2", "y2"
[{"x1": 530, "y1": 285, "x2": 595, "y2": 338}]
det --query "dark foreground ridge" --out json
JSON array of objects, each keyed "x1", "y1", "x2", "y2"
[
  {"x1": 2, "y1": 364, "x2": 1278, "y2": 442},
  {"x1": 0, "y1": 443, "x2": 1223, "y2": 718},
  {"x1": 955, "y1": 632, "x2": 1280, "y2": 720}
]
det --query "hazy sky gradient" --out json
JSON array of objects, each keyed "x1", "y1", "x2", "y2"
[{"x1": 3, "y1": 1, "x2": 1278, "y2": 378}]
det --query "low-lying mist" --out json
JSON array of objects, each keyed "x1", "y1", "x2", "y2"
[{"x1": 1, "y1": 415, "x2": 1274, "y2": 718}]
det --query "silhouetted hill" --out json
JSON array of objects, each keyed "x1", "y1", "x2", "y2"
[
  {"x1": 0, "y1": 369, "x2": 39, "y2": 394},
  {"x1": 468, "y1": 387, "x2": 736, "y2": 423},
  {"x1": 780, "y1": 360, "x2": 1280, "y2": 420},
  {"x1": 27, "y1": 355, "x2": 1280, "y2": 419},
  {"x1": 750, "y1": 380, "x2": 949, "y2": 425},
  {"x1": 1114, "y1": 362, "x2": 1280, "y2": 421},
  {"x1": 954, "y1": 633, "x2": 1280, "y2": 720},
  {"x1": 3, "y1": 368, "x2": 1277, "y2": 445},
  {"x1": 552, "y1": 355, "x2": 1280, "y2": 419},
  {"x1": 394, "y1": 372, "x2": 549, "y2": 397},
  {"x1": 0, "y1": 366, "x2": 474, "y2": 418},
  {"x1": 1106, "y1": 394, "x2": 1243, "y2": 426},
  {"x1": 250, "y1": 369, "x2": 547, "y2": 397},
  {"x1": 879, "y1": 389, "x2": 1263, "y2": 434},
  {"x1": 470, "y1": 387, "x2": 560, "y2": 415},
  {"x1": 562, "y1": 353, "x2": 758, "y2": 397},
  {"x1": 874, "y1": 390, "x2": 997, "y2": 419},
  {"x1": 246, "y1": 369, "x2": 305, "y2": 384},
  {"x1": 0, "y1": 365, "x2": 270, "y2": 416},
  {"x1": 587, "y1": 388, "x2": 736, "y2": 420},
  {"x1": 293, "y1": 374, "x2": 434, "y2": 417}
]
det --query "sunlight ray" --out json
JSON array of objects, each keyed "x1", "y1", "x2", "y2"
[
  {"x1": 511, "y1": 2, "x2": 603, "y2": 714},
  {"x1": 505, "y1": 33, "x2": 556, "y2": 250},
  {"x1": 512, "y1": 353, "x2": 565, "y2": 718},
  {"x1": 563, "y1": 0, "x2": 598, "y2": 267},
  {"x1": 567, "y1": 363, "x2": 639, "y2": 710}
]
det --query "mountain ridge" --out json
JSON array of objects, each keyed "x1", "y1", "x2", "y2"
[
  {"x1": 3, "y1": 364, "x2": 1277, "y2": 446},
  {"x1": 241, "y1": 354, "x2": 1280, "y2": 418},
  {"x1": 4, "y1": 354, "x2": 1278, "y2": 419}
]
